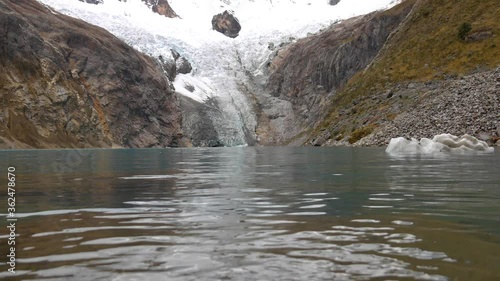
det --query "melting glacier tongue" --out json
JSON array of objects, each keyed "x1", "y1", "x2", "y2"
[{"x1": 37, "y1": 0, "x2": 400, "y2": 146}]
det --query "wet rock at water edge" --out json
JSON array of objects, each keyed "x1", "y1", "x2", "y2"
[{"x1": 212, "y1": 10, "x2": 241, "y2": 38}]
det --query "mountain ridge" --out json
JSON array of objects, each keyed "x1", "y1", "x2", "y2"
[
  {"x1": 0, "y1": 0, "x2": 184, "y2": 149},
  {"x1": 258, "y1": 0, "x2": 499, "y2": 146}
]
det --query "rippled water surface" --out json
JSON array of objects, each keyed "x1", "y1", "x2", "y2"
[{"x1": 1, "y1": 147, "x2": 499, "y2": 281}]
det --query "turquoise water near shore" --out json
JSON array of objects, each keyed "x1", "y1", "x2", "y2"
[{"x1": 1, "y1": 147, "x2": 499, "y2": 280}]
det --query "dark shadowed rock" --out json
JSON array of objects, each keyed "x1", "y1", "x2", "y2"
[
  {"x1": 158, "y1": 50, "x2": 192, "y2": 79},
  {"x1": 212, "y1": 10, "x2": 241, "y2": 38},
  {"x1": 158, "y1": 55, "x2": 177, "y2": 81},
  {"x1": 171, "y1": 49, "x2": 180, "y2": 61},
  {"x1": 176, "y1": 57, "x2": 192, "y2": 74},
  {"x1": 328, "y1": 0, "x2": 340, "y2": 5},
  {"x1": 0, "y1": 0, "x2": 183, "y2": 148},
  {"x1": 178, "y1": 95, "x2": 222, "y2": 147}
]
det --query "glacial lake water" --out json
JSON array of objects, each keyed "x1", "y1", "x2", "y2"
[{"x1": 0, "y1": 147, "x2": 499, "y2": 281}]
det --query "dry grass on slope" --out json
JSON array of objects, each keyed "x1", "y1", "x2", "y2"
[{"x1": 316, "y1": 0, "x2": 499, "y2": 143}]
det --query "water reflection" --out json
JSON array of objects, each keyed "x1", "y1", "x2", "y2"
[{"x1": 0, "y1": 147, "x2": 499, "y2": 280}]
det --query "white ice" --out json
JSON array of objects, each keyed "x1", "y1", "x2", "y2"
[
  {"x1": 37, "y1": 0, "x2": 401, "y2": 145},
  {"x1": 386, "y1": 134, "x2": 495, "y2": 155}
]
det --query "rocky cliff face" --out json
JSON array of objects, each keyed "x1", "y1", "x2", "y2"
[
  {"x1": 307, "y1": 0, "x2": 500, "y2": 146},
  {"x1": 261, "y1": 1, "x2": 415, "y2": 145},
  {"x1": 0, "y1": 0, "x2": 183, "y2": 149},
  {"x1": 262, "y1": 0, "x2": 499, "y2": 147}
]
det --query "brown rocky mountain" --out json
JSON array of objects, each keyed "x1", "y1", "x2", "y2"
[
  {"x1": 0, "y1": 0, "x2": 183, "y2": 148},
  {"x1": 257, "y1": 1, "x2": 415, "y2": 145},
  {"x1": 259, "y1": 0, "x2": 499, "y2": 146}
]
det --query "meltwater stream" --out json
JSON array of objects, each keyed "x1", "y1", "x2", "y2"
[{"x1": 1, "y1": 147, "x2": 499, "y2": 281}]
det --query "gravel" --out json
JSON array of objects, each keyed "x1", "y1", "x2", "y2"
[{"x1": 328, "y1": 67, "x2": 500, "y2": 147}]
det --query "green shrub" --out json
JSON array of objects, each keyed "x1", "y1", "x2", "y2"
[
  {"x1": 458, "y1": 22, "x2": 472, "y2": 41},
  {"x1": 348, "y1": 125, "x2": 375, "y2": 144}
]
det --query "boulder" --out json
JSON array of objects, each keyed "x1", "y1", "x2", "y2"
[
  {"x1": 328, "y1": 0, "x2": 340, "y2": 5},
  {"x1": 146, "y1": 0, "x2": 178, "y2": 18},
  {"x1": 212, "y1": 11, "x2": 241, "y2": 38},
  {"x1": 113, "y1": 0, "x2": 178, "y2": 18},
  {"x1": 176, "y1": 57, "x2": 192, "y2": 74}
]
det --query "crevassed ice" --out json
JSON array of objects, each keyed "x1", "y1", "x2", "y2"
[{"x1": 386, "y1": 134, "x2": 494, "y2": 155}]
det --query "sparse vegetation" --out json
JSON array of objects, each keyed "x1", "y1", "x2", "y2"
[
  {"x1": 458, "y1": 22, "x2": 472, "y2": 41},
  {"x1": 348, "y1": 125, "x2": 375, "y2": 144},
  {"x1": 316, "y1": 0, "x2": 500, "y2": 141}
]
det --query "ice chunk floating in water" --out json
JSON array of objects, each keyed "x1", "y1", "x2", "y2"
[{"x1": 386, "y1": 134, "x2": 494, "y2": 155}]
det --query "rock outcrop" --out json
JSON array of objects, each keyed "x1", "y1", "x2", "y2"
[
  {"x1": 176, "y1": 57, "x2": 192, "y2": 75},
  {"x1": 159, "y1": 49, "x2": 192, "y2": 80},
  {"x1": 0, "y1": 0, "x2": 183, "y2": 149},
  {"x1": 212, "y1": 11, "x2": 241, "y2": 38},
  {"x1": 178, "y1": 96, "x2": 224, "y2": 147},
  {"x1": 142, "y1": 0, "x2": 178, "y2": 18},
  {"x1": 305, "y1": 0, "x2": 499, "y2": 147},
  {"x1": 79, "y1": 0, "x2": 179, "y2": 18},
  {"x1": 261, "y1": 1, "x2": 415, "y2": 144},
  {"x1": 328, "y1": 0, "x2": 340, "y2": 5},
  {"x1": 79, "y1": 0, "x2": 103, "y2": 4}
]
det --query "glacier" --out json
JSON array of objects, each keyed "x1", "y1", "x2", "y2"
[
  {"x1": 37, "y1": 0, "x2": 401, "y2": 146},
  {"x1": 386, "y1": 134, "x2": 495, "y2": 155}
]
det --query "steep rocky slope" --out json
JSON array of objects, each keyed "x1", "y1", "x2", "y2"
[
  {"x1": 0, "y1": 0, "x2": 183, "y2": 148},
  {"x1": 258, "y1": 0, "x2": 415, "y2": 145},
  {"x1": 262, "y1": 0, "x2": 499, "y2": 146}
]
